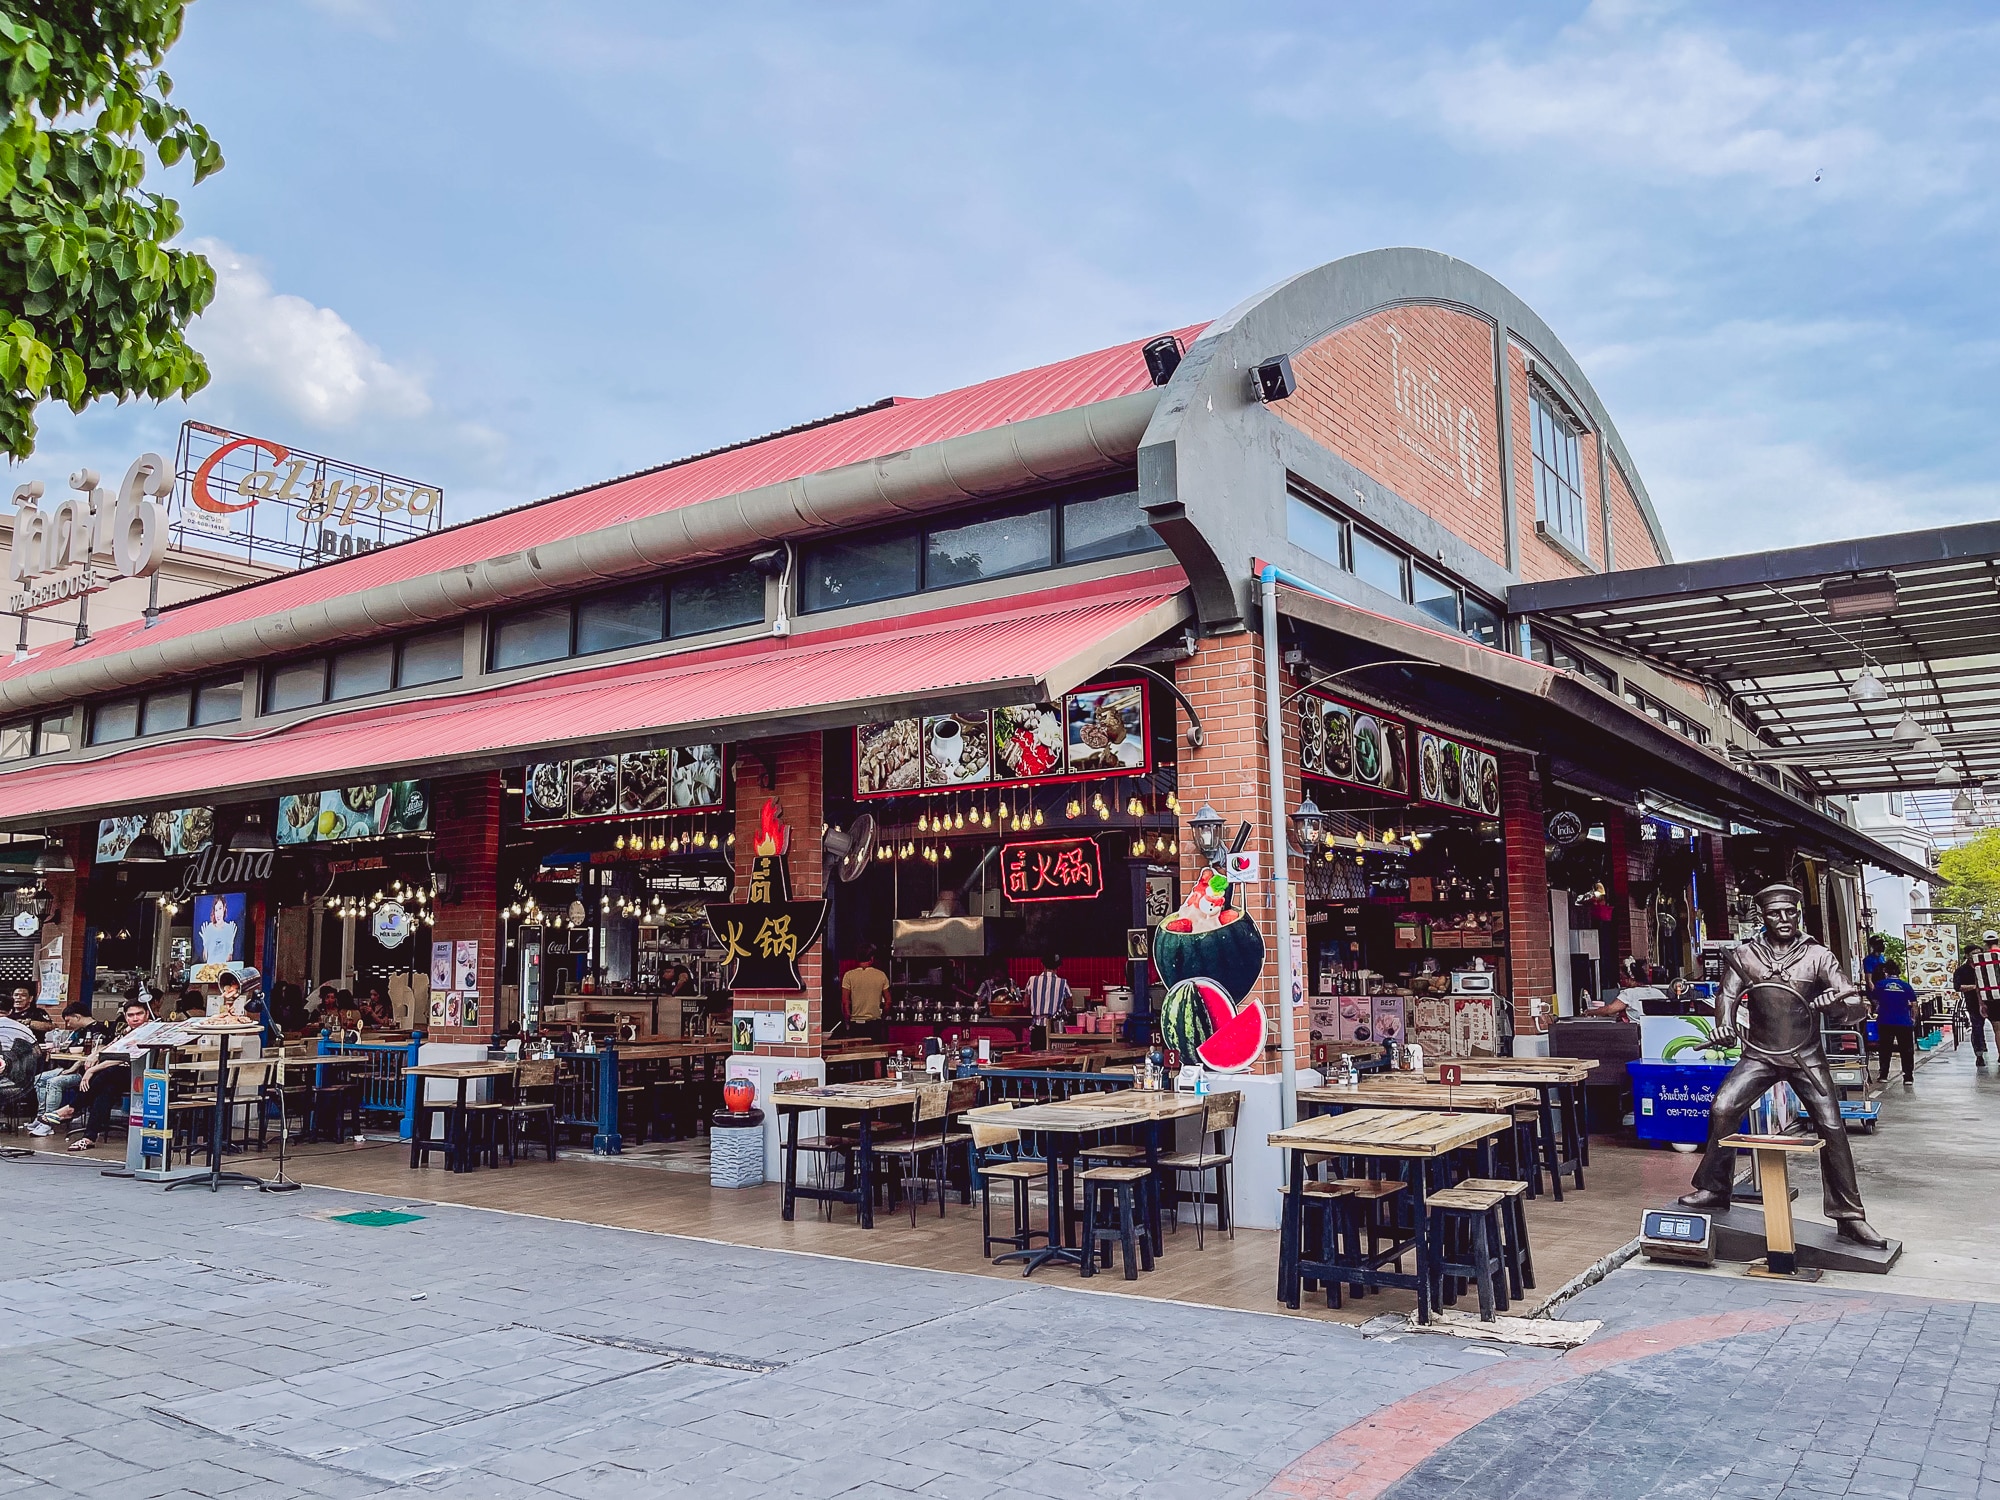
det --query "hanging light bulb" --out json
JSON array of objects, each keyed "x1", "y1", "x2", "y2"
[
  {"x1": 942, "y1": 842, "x2": 952, "y2": 859},
  {"x1": 919, "y1": 812, "x2": 929, "y2": 832},
  {"x1": 1034, "y1": 808, "x2": 1045, "y2": 827}
]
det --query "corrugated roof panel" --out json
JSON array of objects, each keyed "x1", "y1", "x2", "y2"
[
  {"x1": 0, "y1": 324, "x2": 1203, "y2": 691},
  {"x1": 0, "y1": 569, "x2": 1190, "y2": 824}
]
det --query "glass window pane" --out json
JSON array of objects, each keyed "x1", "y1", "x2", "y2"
[
  {"x1": 1350, "y1": 529, "x2": 1406, "y2": 600},
  {"x1": 670, "y1": 566, "x2": 763, "y2": 638},
  {"x1": 0, "y1": 723, "x2": 30, "y2": 761},
  {"x1": 800, "y1": 532, "x2": 919, "y2": 613},
  {"x1": 1462, "y1": 596, "x2": 1503, "y2": 649},
  {"x1": 491, "y1": 604, "x2": 573, "y2": 669},
  {"x1": 329, "y1": 642, "x2": 396, "y2": 700},
  {"x1": 194, "y1": 679, "x2": 243, "y2": 726},
  {"x1": 1412, "y1": 566, "x2": 1460, "y2": 630},
  {"x1": 140, "y1": 688, "x2": 192, "y2": 736},
  {"x1": 1063, "y1": 492, "x2": 1158, "y2": 563},
  {"x1": 577, "y1": 581, "x2": 665, "y2": 655},
  {"x1": 1286, "y1": 495, "x2": 1346, "y2": 569},
  {"x1": 91, "y1": 699, "x2": 140, "y2": 745},
  {"x1": 924, "y1": 510, "x2": 1053, "y2": 590},
  {"x1": 397, "y1": 629, "x2": 464, "y2": 688},
  {"x1": 36, "y1": 715, "x2": 70, "y2": 754},
  {"x1": 265, "y1": 660, "x2": 327, "y2": 713}
]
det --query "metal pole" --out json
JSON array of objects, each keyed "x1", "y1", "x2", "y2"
[{"x1": 1260, "y1": 566, "x2": 1299, "y2": 1127}]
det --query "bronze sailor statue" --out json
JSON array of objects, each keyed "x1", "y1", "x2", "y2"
[{"x1": 1678, "y1": 882, "x2": 1888, "y2": 1249}]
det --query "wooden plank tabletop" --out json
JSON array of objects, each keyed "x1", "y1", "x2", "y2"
[
  {"x1": 1426, "y1": 1060, "x2": 1596, "y2": 1086},
  {"x1": 772, "y1": 1083, "x2": 918, "y2": 1110},
  {"x1": 1723, "y1": 1133, "x2": 1824, "y2": 1151},
  {"x1": 1047, "y1": 1089, "x2": 1209, "y2": 1121},
  {"x1": 1301, "y1": 1079, "x2": 1536, "y2": 1111},
  {"x1": 1002, "y1": 1101, "x2": 1154, "y2": 1133},
  {"x1": 1435, "y1": 1055, "x2": 1597, "y2": 1076},
  {"x1": 407, "y1": 1061, "x2": 518, "y2": 1079},
  {"x1": 1269, "y1": 1107, "x2": 1510, "y2": 1157}
]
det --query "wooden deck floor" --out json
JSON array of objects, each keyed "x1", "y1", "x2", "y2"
[{"x1": 22, "y1": 1128, "x2": 1692, "y2": 1326}]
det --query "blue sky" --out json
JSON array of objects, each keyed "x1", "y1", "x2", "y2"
[{"x1": 25, "y1": 0, "x2": 2000, "y2": 558}]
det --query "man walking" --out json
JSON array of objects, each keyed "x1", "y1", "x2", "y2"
[
  {"x1": 1955, "y1": 944, "x2": 1987, "y2": 1064},
  {"x1": 1871, "y1": 959, "x2": 1918, "y2": 1086}
]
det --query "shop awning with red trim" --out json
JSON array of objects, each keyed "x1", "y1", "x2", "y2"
[{"x1": 0, "y1": 569, "x2": 1191, "y2": 829}]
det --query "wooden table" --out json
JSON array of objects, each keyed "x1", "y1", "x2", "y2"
[
  {"x1": 773, "y1": 1082, "x2": 919, "y2": 1228},
  {"x1": 1725, "y1": 1133, "x2": 1824, "y2": 1279},
  {"x1": 823, "y1": 1045, "x2": 896, "y2": 1080},
  {"x1": 996, "y1": 1090, "x2": 1207, "y2": 1275},
  {"x1": 1427, "y1": 1059, "x2": 1596, "y2": 1198},
  {"x1": 1268, "y1": 1108, "x2": 1512, "y2": 1323},
  {"x1": 406, "y1": 1060, "x2": 518, "y2": 1172},
  {"x1": 1301, "y1": 1078, "x2": 1536, "y2": 1113}
]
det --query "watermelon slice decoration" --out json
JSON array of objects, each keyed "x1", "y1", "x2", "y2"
[{"x1": 1159, "y1": 977, "x2": 1268, "y2": 1074}]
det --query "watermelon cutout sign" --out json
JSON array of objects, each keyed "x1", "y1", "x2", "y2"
[
  {"x1": 1160, "y1": 976, "x2": 1268, "y2": 1074},
  {"x1": 1152, "y1": 907, "x2": 1264, "y2": 1002}
]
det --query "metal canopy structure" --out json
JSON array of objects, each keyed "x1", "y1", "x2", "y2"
[{"x1": 1507, "y1": 521, "x2": 2000, "y2": 797}]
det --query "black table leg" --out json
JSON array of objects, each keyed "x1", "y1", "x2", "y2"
[
  {"x1": 781, "y1": 1106, "x2": 799, "y2": 1221},
  {"x1": 1413, "y1": 1159, "x2": 1432, "y2": 1325},
  {"x1": 1142, "y1": 1121, "x2": 1164, "y2": 1258},
  {"x1": 857, "y1": 1114, "x2": 875, "y2": 1228},
  {"x1": 1279, "y1": 1147, "x2": 1304, "y2": 1309},
  {"x1": 1538, "y1": 1087, "x2": 1564, "y2": 1203}
]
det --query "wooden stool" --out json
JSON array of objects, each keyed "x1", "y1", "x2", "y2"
[
  {"x1": 1511, "y1": 1108, "x2": 1544, "y2": 1197},
  {"x1": 1278, "y1": 1180, "x2": 1357, "y2": 1305},
  {"x1": 1724, "y1": 1133, "x2": 1825, "y2": 1281},
  {"x1": 1332, "y1": 1178, "x2": 1408, "y2": 1292},
  {"x1": 1079, "y1": 1165, "x2": 1155, "y2": 1280},
  {"x1": 1458, "y1": 1177, "x2": 1535, "y2": 1300},
  {"x1": 1426, "y1": 1184, "x2": 1511, "y2": 1321}
]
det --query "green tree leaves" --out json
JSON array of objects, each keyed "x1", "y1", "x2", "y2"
[
  {"x1": 0, "y1": 1, "x2": 221, "y2": 459},
  {"x1": 1937, "y1": 827, "x2": 2000, "y2": 931}
]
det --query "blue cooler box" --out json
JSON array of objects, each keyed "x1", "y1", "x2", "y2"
[{"x1": 1627, "y1": 1060, "x2": 1734, "y2": 1145}]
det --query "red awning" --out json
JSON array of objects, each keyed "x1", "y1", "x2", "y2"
[{"x1": 0, "y1": 569, "x2": 1190, "y2": 828}]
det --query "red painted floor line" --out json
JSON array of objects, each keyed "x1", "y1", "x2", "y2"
[{"x1": 1260, "y1": 1300, "x2": 1866, "y2": 1499}]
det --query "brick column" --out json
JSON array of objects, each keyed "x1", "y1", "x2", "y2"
[
  {"x1": 730, "y1": 733, "x2": 824, "y2": 1061},
  {"x1": 424, "y1": 771, "x2": 502, "y2": 1044},
  {"x1": 1173, "y1": 632, "x2": 1304, "y2": 1073},
  {"x1": 36, "y1": 827, "x2": 91, "y2": 1010},
  {"x1": 1498, "y1": 752, "x2": 1554, "y2": 1038}
]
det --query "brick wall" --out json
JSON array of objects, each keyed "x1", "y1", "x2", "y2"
[
  {"x1": 1606, "y1": 453, "x2": 1665, "y2": 569},
  {"x1": 1277, "y1": 305, "x2": 1507, "y2": 567},
  {"x1": 729, "y1": 733, "x2": 824, "y2": 1060},
  {"x1": 1497, "y1": 752, "x2": 1554, "y2": 1034},
  {"x1": 422, "y1": 771, "x2": 503, "y2": 1044}
]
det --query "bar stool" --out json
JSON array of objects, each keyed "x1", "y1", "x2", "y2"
[
  {"x1": 1426, "y1": 1184, "x2": 1511, "y2": 1321},
  {"x1": 1511, "y1": 1107, "x2": 1544, "y2": 1196},
  {"x1": 1458, "y1": 1176, "x2": 1535, "y2": 1300},
  {"x1": 968, "y1": 1109, "x2": 1048, "y2": 1258},
  {"x1": 1330, "y1": 1177, "x2": 1408, "y2": 1292},
  {"x1": 1079, "y1": 1165, "x2": 1155, "y2": 1280}
]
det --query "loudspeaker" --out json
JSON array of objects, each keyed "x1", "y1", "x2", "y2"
[{"x1": 1250, "y1": 354, "x2": 1297, "y2": 403}]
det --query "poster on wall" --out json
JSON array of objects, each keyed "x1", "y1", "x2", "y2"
[
  {"x1": 278, "y1": 783, "x2": 429, "y2": 844},
  {"x1": 854, "y1": 683, "x2": 1151, "y2": 799},
  {"x1": 1903, "y1": 924, "x2": 1959, "y2": 992},
  {"x1": 1297, "y1": 692, "x2": 1410, "y2": 798},
  {"x1": 430, "y1": 941, "x2": 453, "y2": 992},
  {"x1": 523, "y1": 746, "x2": 727, "y2": 825},
  {"x1": 1413, "y1": 729, "x2": 1501, "y2": 817},
  {"x1": 97, "y1": 807, "x2": 217, "y2": 863},
  {"x1": 454, "y1": 941, "x2": 479, "y2": 993}
]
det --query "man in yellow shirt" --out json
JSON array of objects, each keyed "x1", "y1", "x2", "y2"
[{"x1": 842, "y1": 945, "x2": 891, "y2": 1042}]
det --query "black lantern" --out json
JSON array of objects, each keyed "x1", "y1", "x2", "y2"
[
  {"x1": 1189, "y1": 803, "x2": 1226, "y2": 867},
  {"x1": 1289, "y1": 795, "x2": 1325, "y2": 852},
  {"x1": 123, "y1": 830, "x2": 167, "y2": 864}
]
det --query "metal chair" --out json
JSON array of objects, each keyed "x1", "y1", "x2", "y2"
[
  {"x1": 869, "y1": 1080, "x2": 953, "y2": 1226},
  {"x1": 1160, "y1": 1089, "x2": 1241, "y2": 1247}
]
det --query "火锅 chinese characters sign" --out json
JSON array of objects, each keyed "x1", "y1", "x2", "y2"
[
  {"x1": 705, "y1": 801, "x2": 826, "y2": 992},
  {"x1": 1000, "y1": 837, "x2": 1104, "y2": 903}
]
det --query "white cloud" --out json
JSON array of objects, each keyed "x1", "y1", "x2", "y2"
[{"x1": 188, "y1": 238, "x2": 431, "y2": 428}]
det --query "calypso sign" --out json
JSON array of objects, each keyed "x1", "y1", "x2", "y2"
[
  {"x1": 8, "y1": 453, "x2": 171, "y2": 614},
  {"x1": 191, "y1": 434, "x2": 440, "y2": 529}
]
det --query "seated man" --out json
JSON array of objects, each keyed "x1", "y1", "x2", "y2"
[
  {"x1": 27, "y1": 1001, "x2": 105, "y2": 1136},
  {"x1": 42, "y1": 998, "x2": 153, "y2": 1151},
  {"x1": 7, "y1": 984, "x2": 51, "y2": 1037}
]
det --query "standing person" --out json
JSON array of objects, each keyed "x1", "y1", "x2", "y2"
[
  {"x1": 1954, "y1": 945, "x2": 1987, "y2": 1065},
  {"x1": 840, "y1": 944, "x2": 890, "y2": 1043},
  {"x1": 1871, "y1": 959, "x2": 1919, "y2": 1086},
  {"x1": 1861, "y1": 935, "x2": 1889, "y2": 989},
  {"x1": 1025, "y1": 954, "x2": 1072, "y2": 1027},
  {"x1": 1976, "y1": 933, "x2": 2000, "y2": 1068}
]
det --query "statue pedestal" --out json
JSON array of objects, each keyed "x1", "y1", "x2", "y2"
[{"x1": 1680, "y1": 1202, "x2": 1904, "y2": 1275}]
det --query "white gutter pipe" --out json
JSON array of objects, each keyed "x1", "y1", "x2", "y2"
[
  {"x1": 1259, "y1": 562, "x2": 1300, "y2": 1127},
  {"x1": 0, "y1": 390, "x2": 1163, "y2": 716}
]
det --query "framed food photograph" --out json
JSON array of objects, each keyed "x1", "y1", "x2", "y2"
[
  {"x1": 618, "y1": 750, "x2": 675, "y2": 814},
  {"x1": 1296, "y1": 697, "x2": 1326, "y2": 776},
  {"x1": 669, "y1": 743, "x2": 725, "y2": 809},
  {"x1": 923, "y1": 712, "x2": 992, "y2": 787},
  {"x1": 524, "y1": 761, "x2": 571, "y2": 824},
  {"x1": 1065, "y1": 684, "x2": 1145, "y2": 774},
  {"x1": 1299, "y1": 690, "x2": 1410, "y2": 799},
  {"x1": 567, "y1": 757, "x2": 620, "y2": 819},
  {"x1": 855, "y1": 718, "x2": 923, "y2": 796},
  {"x1": 992, "y1": 703, "x2": 1065, "y2": 781},
  {"x1": 1414, "y1": 728, "x2": 1499, "y2": 813}
]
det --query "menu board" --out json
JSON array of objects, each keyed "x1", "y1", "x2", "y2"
[
  {"x1": 1903, "y1": 924, "x2": 1959, "y2": 992},
  {"x1": 1414, "y1": 729, "x2": 1501, "y2": 817},
  {"x1": 854, "y1": 682, "x2": 1148, "y2": 799},
  {"x1": 523, "y1": 745, "x2": 726, "y2": 825},
  {"x1": 278, "y1": 782, "x2": 430, "y2": 844},
  {"x1": 1296, "y1": 690, "x2": 1410, "y2": 798},
  {"x1": 97, "y1": 806, "x2": 215, "y2": 863}
]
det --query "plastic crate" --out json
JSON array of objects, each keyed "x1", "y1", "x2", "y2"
[{"x1": 1627, "y1": 1059, "x2": 1734, "y2": 1145}]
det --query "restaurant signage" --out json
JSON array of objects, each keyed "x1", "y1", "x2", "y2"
[
  {"x1": 169, "y1": 843, "x2": 274, "y2": 902},
  {"x1": 524, "y1": 745, "x2": 726, "y2": 824},
  {"x1": 704, "y1": 801, "x2": 826, "y2": 992},
  {"x1": 97, "y1": 807, "x2": 214, "y2": 863},
  {"x1": 1414, "y1": 728, "x2": 1500, "y2": 816},
  {"x1": 8, "y1": 452, "x2": 172, "y2": 614},
  {"x1": 1296, "y1": 689, "x2": 1411, "y2": 799},
  {"x1": 278, "y1": 782, "x2": 430, "y2": 844},
  {"x1": 854, "y1": 682, "x2": 1149, "y2": 798},
  {"x1": 999, "y1": 836, "x2": 1104, "y2": 903},
  {"x1": 1545, "y1": 809, "x2": 1585, "y2": 846},
  {"x1": 171, "y1": 422, "x2": 443, "y2": 568}
]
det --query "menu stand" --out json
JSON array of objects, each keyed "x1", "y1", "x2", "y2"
[
  {"x1": 261, "y1": 1048, "x2": 301, "y2": 1193},
  {"x1": 165, "y1": 1020, "x2": 268, "y2": 1193}
]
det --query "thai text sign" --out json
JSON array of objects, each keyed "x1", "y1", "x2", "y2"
[
  {"x1": 1000, "y1": 836, "x2": 1104, "y2": 903},
  {"x1": 8, "y1": 453, "x2": 171, "y2": 614}
]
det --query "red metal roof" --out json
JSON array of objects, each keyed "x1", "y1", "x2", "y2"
[
  {"x1": 0, "y1": 569, "x2": 1190, "y2": 826},
  {"x1": 0, "y1": 325, "x2": 1204, "y2": 691}
]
